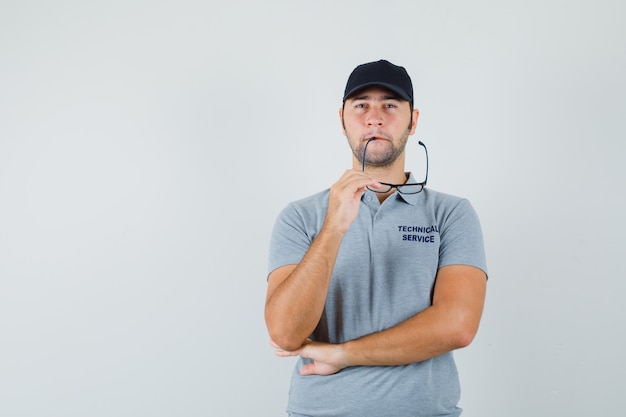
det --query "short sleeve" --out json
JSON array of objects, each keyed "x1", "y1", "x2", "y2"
[
  {"x1": 437, "y1": 199, "x2": 488, "y2": 277},
  {"x1": 267, "y1": 203, "x2": 313, "y2": 276}
]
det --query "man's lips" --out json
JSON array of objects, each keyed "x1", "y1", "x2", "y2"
[
  {"x1": 363, "y1": 136, "x2": 389, "y2": 142},
  {"x1": 362, "y1": 130, "x2": 391, "y2": 140}
]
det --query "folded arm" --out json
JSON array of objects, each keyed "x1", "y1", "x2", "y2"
[{"x1": 271, "y1": 264, "x2": 487, "y2": 375}]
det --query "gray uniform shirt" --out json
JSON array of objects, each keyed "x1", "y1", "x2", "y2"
[{"x1": 268, "y1": 177, "x2": 487, "y2": 417}]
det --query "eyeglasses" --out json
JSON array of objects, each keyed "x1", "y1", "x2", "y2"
[{"x1": 361, "y1": 138, "x2": 429, "y2": 194}]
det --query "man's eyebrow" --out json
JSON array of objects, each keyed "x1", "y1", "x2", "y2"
[{"x1": 350, "y1": 94, "x2": 402, "y2": 101}]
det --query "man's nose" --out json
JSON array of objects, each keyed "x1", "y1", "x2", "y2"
[{"x1": 366, "y1": 109, "x2": 383, "y2": 125}]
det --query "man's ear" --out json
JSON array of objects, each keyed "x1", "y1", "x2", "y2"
[
  {"x1": 410, "y1": 108, "x2": 420, "y2": 135},
  {"x1": 339, "y1": 107, "x2": 346, "y2": 136}
]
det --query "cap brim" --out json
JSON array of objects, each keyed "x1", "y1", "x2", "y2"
[{"x1": 343, "y1": 82, "x2": 412, "y2": 102}]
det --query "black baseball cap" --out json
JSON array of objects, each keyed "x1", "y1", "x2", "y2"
[{"x1": 343, "y1": 59, "x2": 413, "y2": 103}]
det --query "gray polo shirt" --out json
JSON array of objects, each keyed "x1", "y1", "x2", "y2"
[{"x1": 268, "y1": 177, "x2": 487, "y2": 417}]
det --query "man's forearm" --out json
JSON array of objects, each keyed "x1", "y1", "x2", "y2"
[
  {"x1": 342, "y1": 266, "x2": 486, "y2": 366},
  {"x1": 265, "y1": 226, "x2": 345, "y2": 351},
  {"x1": 341, "y1": 304, "x2": 469, "y2": 366}
]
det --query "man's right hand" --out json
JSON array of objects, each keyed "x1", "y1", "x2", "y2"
[{"x1": 324, "y1": 169, "x2": 380, "y2": 234}]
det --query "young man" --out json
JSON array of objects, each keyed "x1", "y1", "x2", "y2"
[{"x1": 265, "y1": 59, "x2": 487, "y2": 417}]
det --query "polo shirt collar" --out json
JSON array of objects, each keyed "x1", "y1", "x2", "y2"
[
  {"x1": 361, "y1": 172, "x2": 425, "y2": 206},
  {"x1": 397, "y1": 172, "x2": 423, "y2": 205}
]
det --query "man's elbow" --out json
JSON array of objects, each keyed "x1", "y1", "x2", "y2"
[
  {"x1": 265, "y1": 316, "x2": 307, "y2": 352},
  {"x1": 449, "y1": 313, "x2": 481, "y2": 349},
  {"x1": 268, "y1": 329, "x2": 306, "y2": 352},
  {"x1": 454, "y1": 327, "x2": 478, "y2": 349}
]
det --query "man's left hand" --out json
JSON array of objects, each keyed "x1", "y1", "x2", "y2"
[{"x1": 270, "y1": 339, "x2": 348, "y2": 376}]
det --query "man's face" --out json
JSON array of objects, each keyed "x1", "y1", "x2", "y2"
[{"x1": 340, "y1": 86, "x2": 418, "y2": 167}]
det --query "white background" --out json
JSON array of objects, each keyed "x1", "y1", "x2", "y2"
[{"x1": 1, "y1": 1, "x2": 624, "y2": 416}]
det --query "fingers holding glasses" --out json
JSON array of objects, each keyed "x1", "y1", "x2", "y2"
[
  {"x1": 332, "y1": 169, "x2": 381, "y2": 197},
  {"x1": 325, "y1": 170, "x2": 380, "y2": 233}
]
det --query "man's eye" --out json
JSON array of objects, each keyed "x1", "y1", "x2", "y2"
[
  {"x1": 355, "y1": 103, "x2": 366, "y2": 109},
  {"x1": 385, "y1": 103, "x2": 397, "y2": 109}
]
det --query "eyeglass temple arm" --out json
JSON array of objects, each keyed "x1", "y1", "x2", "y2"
[
  {"x1": 361, "y1": 137, "x2": 376, "y2": 171},
  {"x1": 418, "y1": 140, "x2": 428, "y2": 186}
]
